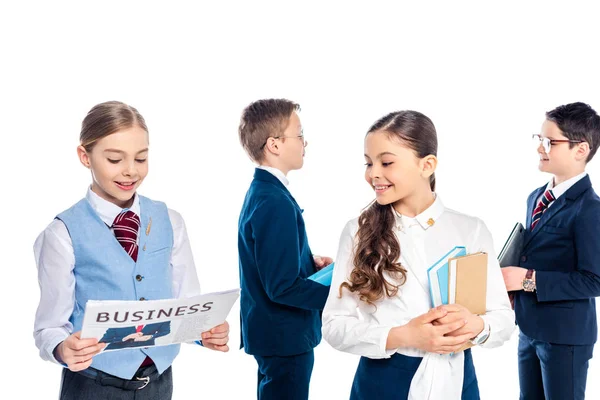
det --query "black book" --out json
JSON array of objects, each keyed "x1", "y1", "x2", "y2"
[{"x1": 498, "y1": 222, "x2": 525, "y2": 267}]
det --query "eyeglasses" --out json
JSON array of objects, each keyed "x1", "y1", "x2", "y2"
[
  {"x1": 532, "y1": 134, "x2": 584, "y2": 154},
  {"x1": 261, "y1": 134, "x2": 306, "y2": 149}
]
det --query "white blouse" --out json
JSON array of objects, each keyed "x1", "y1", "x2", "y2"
[{"x1": 322, "y1": 195, "x2": 515, "y2": 399}]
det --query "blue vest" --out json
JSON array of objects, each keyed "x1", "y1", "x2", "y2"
[{"x1": 57, "y1": 195, "x2": 180, "y2": 379}]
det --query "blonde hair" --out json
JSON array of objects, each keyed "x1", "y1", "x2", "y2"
[
  {"x1": 80, "y1": 101, "x2": 148, "y2": 151},
  {"x1": 238, "y1": 98, "x2": 300, "y2": 162}
]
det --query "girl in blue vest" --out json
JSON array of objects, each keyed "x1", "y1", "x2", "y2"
[
  {"x1": 322, "y1": 110, "x2": 515, "y2": 399},
  {"x1": 33, "y1": 101, "x2": 230, "y2": 400}
]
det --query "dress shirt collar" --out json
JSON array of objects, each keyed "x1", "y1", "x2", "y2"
[
  {"x1": 393, "y1": 193, "x2": 444, "y2": 231},
  {"x1": 545, "y1": 171, "x2": 587, "y2": 200},
  {"x1": 257, "y1": 165, "x2": 289, "y2": 187},
  {"x1": 86, "y1": 187, "x2": 141, "y2": 227}
]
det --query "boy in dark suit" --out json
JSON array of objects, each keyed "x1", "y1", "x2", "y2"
[
  {"x1": 502, "y1": 102, "x2": 600, "y2": 400},
  {"x1": 237, "y1": 99, "x2": 332, "y2": 400}
]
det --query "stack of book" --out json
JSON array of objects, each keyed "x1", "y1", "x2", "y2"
[{"x1": 428, "y1": 246, "x2": 488, "y2": 351}]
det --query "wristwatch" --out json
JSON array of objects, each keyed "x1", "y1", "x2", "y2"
[
  {"x1": 470, "y1": 322, "x2": 490, "y2": 346},
  {"x1": 522, "y1": 269, "x2": 536, "y2": 292}
]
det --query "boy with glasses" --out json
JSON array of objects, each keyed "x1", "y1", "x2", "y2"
[
  {"x1": 237, "y1": 99, "x2": 332, "y2": 400},
  {"x1": 502, "y1": 102, "x2": 600, "y2": 399}
]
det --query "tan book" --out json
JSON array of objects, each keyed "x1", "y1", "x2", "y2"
[{"x1": 448, "y1": 252, "x2": 488, "y2": 351}]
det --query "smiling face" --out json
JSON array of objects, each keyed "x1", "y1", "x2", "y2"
[
  {"x1": 78, "y1": 125, "x2": 149, "y2": 208},
  {"x1": 364, "y1": 131, "x2": 434, "y2": 206},
  {"x1": 537, "y1": 120, "x2": 582, "y2": 177}
]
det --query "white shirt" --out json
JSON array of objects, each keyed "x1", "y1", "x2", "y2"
[
  {"x1": 539, "y1": 172, "x2": 587, "y2": 206},
  {"x1": 322, "y1": 195, "x2": 515, "y2": 399},
  {"x1": 33, "y1": 188, "x2": 201, "y2": 364},
  {"x1": 257, "y1": 165, "x2": 289, "y2": 186}
]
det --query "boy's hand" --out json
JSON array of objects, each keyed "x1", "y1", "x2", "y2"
[
  {"x1": 313, "y1": 255, "x2": 333, "y2": 271},
  {"x1": 502, "y1": 266, "x2": 528, "y2": 291},
  {"x1": 432, "y1": 304, "x2": 484, "y2": 339},
  {"x1": 201, "y1": 321, "x2": 230, "y2": 352},
  {"x1": 55, "y1": 331, "x2": 106, "y2": 372}
]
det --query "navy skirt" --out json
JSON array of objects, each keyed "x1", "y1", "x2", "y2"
[{"x1": 350, "y1": 349, "x2": 479, "y2": 400}]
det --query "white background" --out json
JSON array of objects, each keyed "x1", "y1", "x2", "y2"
[{"x1": 2, "y1": 1, "x2": 600, "y2": 399}]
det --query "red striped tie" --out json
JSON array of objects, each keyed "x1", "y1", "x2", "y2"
[
  {"x1": 112, "y1": 210, "x2": 140, "y2": 262},
  {"x1": 531, "y1": 190, "x2": 555, "y2": 230}
]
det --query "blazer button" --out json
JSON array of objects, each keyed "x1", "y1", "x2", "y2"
[
  {"x1": 136, "y1": 274, "x2": 143, "y2": 282},
  {"x1": 521, "y1": 256, "x2": 527, "y2": 262},
  {"x1": 139, "y1": 297, "x2": 146, "y2": 301}
]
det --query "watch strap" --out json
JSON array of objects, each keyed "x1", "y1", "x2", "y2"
[{"x1": 526, "y1": 269, "x2": 534, "y2": 279}]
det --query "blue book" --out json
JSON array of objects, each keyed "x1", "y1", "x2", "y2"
[
  {"x1": 308, "y1": 263, "x2": 334, "y2": 286},
  {"x1": 427, "y1": 246, "x2": 466, "y2": 307}
]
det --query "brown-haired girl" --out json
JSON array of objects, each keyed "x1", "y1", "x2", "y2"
[
  {"x1": 33, "y1": 101, "x2": 229, "y2": 400},
  {"x1": 322, "y1": 110, "x2": 514, "y2": 400}
]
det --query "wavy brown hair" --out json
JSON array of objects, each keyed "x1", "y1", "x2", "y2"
[{"x1": 340, "y1": 111, "x2": 438, "y2": 305}]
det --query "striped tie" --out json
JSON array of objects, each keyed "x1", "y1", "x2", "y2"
[
  {"x1": 112, "y1": 210, "x2": 140, "y2": 262},
  {"x1": 531, "y1": 190, "x2": 555, "y2": 230}
]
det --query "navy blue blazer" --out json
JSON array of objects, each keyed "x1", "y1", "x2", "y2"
[
  {"x1": 516, "y1": 175, "x2": 600, "y2": 345},
  {"x1": 238, "y1": 168, "x2": 330, "y2": 356},
  {"x1": 100, "y1": 322, "x2": 171, "y2": 350}
]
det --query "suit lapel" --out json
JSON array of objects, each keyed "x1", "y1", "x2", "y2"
[
  {"x1": 523, "y1": 175, "x2": 592, "y2": 250},
  {"x1": 254, "y1": 168, "x2": 302, "y2": 211},
  {"x1": 523, "y1": 195, "x2": 568, "y2": 248},
  {"x1": 285, "y1": 191, "x2": 302, "y2": 211}
]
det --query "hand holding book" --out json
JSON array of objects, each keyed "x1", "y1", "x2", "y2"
[
  {"x1": 308, "y1": 262, "x2": 335, "y2": 286},
  {"x1": 386, "y1": 307, "x2": 473, "y2": 354},
  {"x1": 313, "y1": 255, "x2": 333, "y2": 270},
  {"x1": 427, "y1": 247, "x2": 489, "y2": 352},
  {"x1": 431, "y1": 304, "x2": 485, "y2": 341}
]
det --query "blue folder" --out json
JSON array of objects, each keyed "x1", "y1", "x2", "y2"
[
  {"x1": 427, "y1": 246, "x2": 466, "y2": 306},
  {"x1": 308, "y1": 263, "x2": 334, "y2": 286}
]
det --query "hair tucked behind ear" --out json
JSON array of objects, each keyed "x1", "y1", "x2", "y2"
[{"x1": 340, "y1": 110, "x2": 437, "y2": 305}]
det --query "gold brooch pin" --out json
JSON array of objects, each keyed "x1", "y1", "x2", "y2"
[
  {"x1": 146, "y1": 217, "x2": 152, "y2": 236},
  {"x1": 427, "y1": 218, "x2": 435, "y2": 226}
]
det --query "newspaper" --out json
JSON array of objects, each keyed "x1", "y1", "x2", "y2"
[{"x1": 80, "y1": 288, "x2": 240, "y2": 352}]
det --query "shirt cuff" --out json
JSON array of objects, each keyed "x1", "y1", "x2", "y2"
[
  {"x1": 477, "y1": 316, "x2": 498, "y2": 348},
  {"x1": 379, "y1": 326, "x2": 397, "y2": 358},
  {"x1": 470, "y1": 320, "x2": 490, "y2": 345},
  {"x1": 46, "y1": 334, "x2": 69, "y2": 366}
]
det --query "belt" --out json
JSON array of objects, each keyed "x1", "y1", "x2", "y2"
[{"x1": 76, "y1": 364, "x2": 162, "y2": 391}]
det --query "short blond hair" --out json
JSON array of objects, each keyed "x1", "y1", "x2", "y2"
[{"x1": 238, "y1": 98, "x2": 300, "y2": 163}]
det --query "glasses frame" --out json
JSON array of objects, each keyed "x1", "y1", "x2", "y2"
[
  {"x1": 261, "y1": 134, "x2": 306, "y2": 149},
  {"x1": 532, "y1": 134, "x2": 584, "y2": 154}
]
